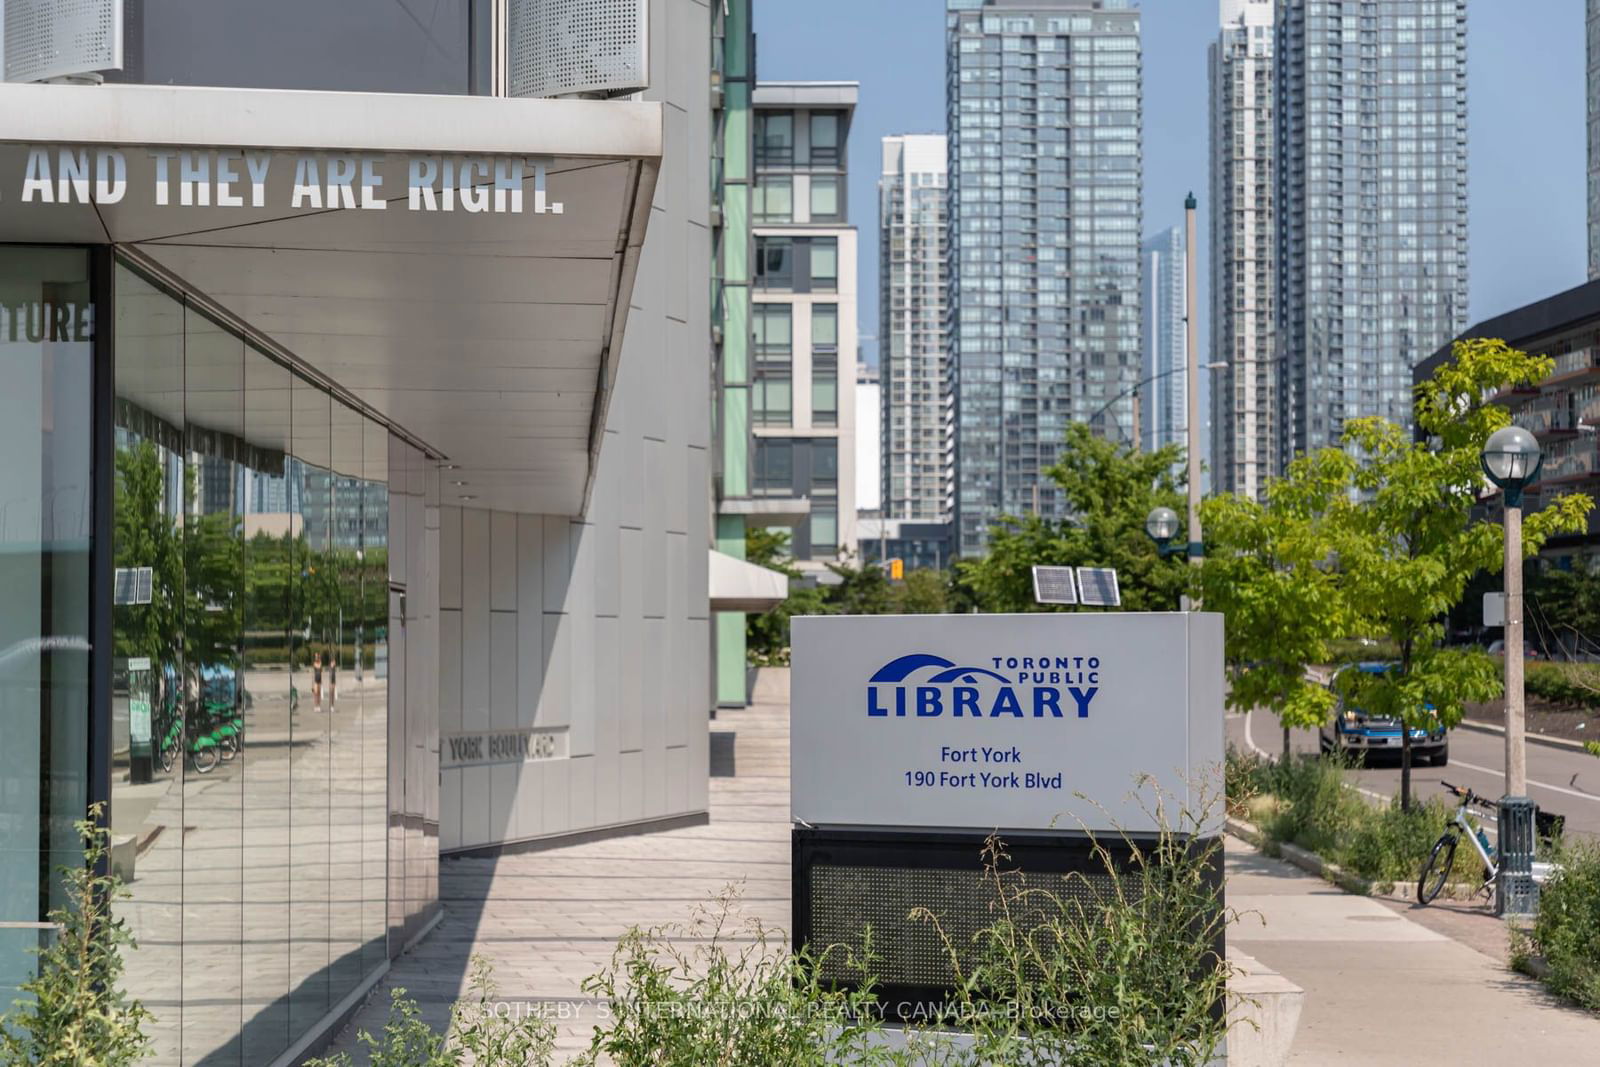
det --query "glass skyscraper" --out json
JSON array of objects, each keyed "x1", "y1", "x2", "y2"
[
  {"x1": 1210, "y1": 0, "x2": 1278, "y2": 500},
  {"x1": 879, "y1": 133, "x2": 950, "y2": 524},
  {"x1": 1275, "y1": 0, "x2": 1468, "y2": 461},
  {"x1": 946, "y1": 0, "x2": 1142, "y2": 556},
  {"x1": 1140, "y1": 225, "x2": 1186, "y2": 454},
  {"x1": 1589, "y1": 0, "x2": 1600, "y2": 280}
]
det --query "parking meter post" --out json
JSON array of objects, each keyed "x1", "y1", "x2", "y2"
[{"x1": 1497, "y1": 796, "x2": 1538, "y2": 918}]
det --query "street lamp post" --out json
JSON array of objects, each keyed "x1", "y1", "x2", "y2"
[
  {"x1": 1184, "y1": 194, "x2": 1202, "y2": 571},
  {"x1": 1145, "y1": 506, "x2": 1182, "y2": 558},
  {"x1": 1480, "y1": 424, "x2": 1543, "y2": 917}
]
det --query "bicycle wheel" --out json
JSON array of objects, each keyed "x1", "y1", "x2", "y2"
[
  {"x1": 1418, "y1": 833, "x2": 1457, "y2": 905},
  {"x1": 192, "y1": 744, "x2": 219, "y2": 775}
]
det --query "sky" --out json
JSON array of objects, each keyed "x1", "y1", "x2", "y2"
[{"x1": 754, "y1": 0, "x2": 1590, "y2": 373}]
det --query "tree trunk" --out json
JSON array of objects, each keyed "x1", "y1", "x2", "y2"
[
  {"x1": 1399, "y1": 638, "x2": 1414, "y2": 812},
  {"x1": 1283, "y1": 723, "x2": 1292, "y2": 762}
]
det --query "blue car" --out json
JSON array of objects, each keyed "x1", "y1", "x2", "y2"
[{"x1": 1319, "y1": 662, "x2": 1449, "y2": 766}]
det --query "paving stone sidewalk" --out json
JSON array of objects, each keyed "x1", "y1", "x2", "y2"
[{"x1": 321, "y1": 679, "x2": 791, "y2": 1062}]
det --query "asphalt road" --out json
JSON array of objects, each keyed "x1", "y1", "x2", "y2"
[{"x1": 1227, "y1": 707, "x2": 1600, "y2": 840}]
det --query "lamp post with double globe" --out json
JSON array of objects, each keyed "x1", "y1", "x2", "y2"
[{"x1": 1480, "y1": 424, "x2": 1542, "y2": 916}]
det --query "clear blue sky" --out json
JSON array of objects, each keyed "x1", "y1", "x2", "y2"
[{"x1": 754, "y1": 0, "x2": 1589, "y2": 371}]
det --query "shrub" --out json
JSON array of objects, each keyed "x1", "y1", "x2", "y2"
[
  {"x1": 0, "y1": 803, "x2": 152, "y2": 1067},
  {"x1": 1525, "y1": 662, "x2": 1600, "y2": 710},
  {"x1": 579, "y1": 887, "x2": 898, "y2": 1066},
  {"x1": 914, "y1": 787, "x2": 1238, "y2": 1067},
  {"x1": 307, "y1": 956, "x2": 555, "y2": 1067},
  {"x1": 1515, "y1": 841, "x2": 1600, "y2": 1012},
  {"x1": 1341, "y1": 795, "x2": 1464, "y2": 884},
  {"x1": 1256, "y1": 754, "x2": 1368, "y2": 860}
]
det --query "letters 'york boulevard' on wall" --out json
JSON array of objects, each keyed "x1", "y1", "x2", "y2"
[
  {"x1": 791, "y1": 613, "x2": 1226, "y2": 837},
  {"x1": 8, "y1": 145, "x2": 566, "y2": 214}
]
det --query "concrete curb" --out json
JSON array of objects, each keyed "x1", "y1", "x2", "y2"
[
  {"x1": 1457, "y1": 717, "x2": 1593, "y2": 754},
  {"x1": 1225, "y1": 815, "x2": 1483, "y2": 903}
]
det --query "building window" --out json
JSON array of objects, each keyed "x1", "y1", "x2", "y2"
[
  {"x1": 809, "y1": 238, "x2": 838, "y2": 291},
  {"x1": 809, "y1": 112, "x2": 842, "y2": 166},
  {"x1": 756, "y1": 111, "x2": 794, "y2": 165},
  {"x1": 755, "y1": 237, "x2": 794, "y2": 290},
  {"x1": 810, "y1": 175, "x2": 841, "y2": 221},
  {"x1": 754, "y1": 176, "x2": 793, "y2": 223},
  {"x1": 754, "y1": 439, "x2": 794, "y2": 495},
  {"x1": 811, "y1": 304, "x2": 839, "y2": 427},
  {"x1": 812, "y1": 440, "x2": 839, "y2": 491},
  {"x1": 0, "y1": 245, "x2": 94, "y2": 1011},
  {"x1": 753, "y1": 304, "x2": 793, "y2": 426},
  {"x1": 810, "y1": 503, "x2": 838, "y2": 557}
]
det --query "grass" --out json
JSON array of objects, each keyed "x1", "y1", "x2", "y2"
[{"x1": 1225, "y1": 746, "x2": 1483, "y2": 889}]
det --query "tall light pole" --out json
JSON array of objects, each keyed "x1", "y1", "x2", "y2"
[
  {"x1": 1481, "y1": 424, "x2": 1542, "y2": 916},
  {"x1": 1184, "y1": 194, "x2": 1202, "y2": 570}
]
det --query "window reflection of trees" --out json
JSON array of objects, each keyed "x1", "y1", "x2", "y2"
[{"x1": 110, "y1": 264, "x2": 393, "y2": 1066}]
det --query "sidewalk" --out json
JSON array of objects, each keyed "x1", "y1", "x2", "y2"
[{"x1": 1227, "y1": 836, "x2": 1600, "y2": 1064}]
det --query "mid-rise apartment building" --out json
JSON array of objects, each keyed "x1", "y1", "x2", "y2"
[{"x1": 750, "y1": 81, "x2": 860, "y2": 571}]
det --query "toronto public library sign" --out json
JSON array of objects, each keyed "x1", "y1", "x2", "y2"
[{"x1": 8, "y1": 145, "x2": 566, "y2": 214}]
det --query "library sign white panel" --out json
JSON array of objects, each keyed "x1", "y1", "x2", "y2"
[{"x1": 791, "y1": 612, "x2": 1224, "y2": 836}]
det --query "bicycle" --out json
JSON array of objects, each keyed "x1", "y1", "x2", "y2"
[
  {"x1": 1417, "y1": 780, "x2": 1497, "y2": 905},
  {"x1": 1417, "y1": 780, "x2": 1556, "y2": 906}
]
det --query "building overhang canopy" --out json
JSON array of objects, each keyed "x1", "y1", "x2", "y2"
[
  {"x1": 0, "y1": 82, "x2": 661, "y2": 516},
  {"x1": 708, "y1": 550, "x2": 790, "y2": 614}
]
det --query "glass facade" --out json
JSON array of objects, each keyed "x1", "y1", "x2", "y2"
[
  {"x1": 110, "y1": 263, "x2": 392, "y2": 1065},
  {"x1": 1209, "y1": 0, "x2": 1278, "y2": 500},
  {"x1": 946, "y1": 0, "x2": 1143, "y2": 556},
  {"x1": 0, "y1": 246, "x2": 96, "y2": 1014},
  {"x1": 1140, "y1": 226, "x2": 1186, "y2": 454},
  {"x1": 1275, "y1": 0, "x2": 1468, "y2": 460},
  {"x1": 879, "y1": 135, "x2": 949, "y2": 525}
]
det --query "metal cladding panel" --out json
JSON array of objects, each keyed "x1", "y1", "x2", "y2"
[
  {"x1": 508, "y1": 0, "x2": 648, "y2": 99},
  {"x1": 4, "y1": 0, "x2": 122, "y2": 82},
  {"x1": 791, "y1": 613, "x2": 1226, "y2": 837}
]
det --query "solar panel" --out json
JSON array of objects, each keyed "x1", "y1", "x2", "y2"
[
  {"x1": 114, "y1": 567, "x2": 154, "y2": 606},
  {"x1": 1075, "y1": 567, "x2": 1121, "y2": 608},
  {"x1": 1031, "y1": 565, "x2": 1078, "y2": 605}
]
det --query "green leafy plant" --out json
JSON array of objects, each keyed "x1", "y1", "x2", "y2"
[
  {"x1": 1513, "y1": 840, "x2": 1600, "y2": 1012},
  {"x1": 308, "y1": 956, "x2": 555, "y2": 1067},
  {"x1": 962, "y1": 423, "x2": 1189, "y2": 613},
  {"x1": 911, "y1": 786, "x2": 1239, "y2": 1067},
  {"x1": 579, "y1": 886, "x2": 898, "y2": 1067},
  {"x1": 1334, "y1": 338, "x2": 1592, "y2": 809},
  {"x1": 1200, "y1": 447, "x2": 1357, "y2": 758},
  {"x1": 0, "y1": 803, "x2": 152, "y2": 1067}
]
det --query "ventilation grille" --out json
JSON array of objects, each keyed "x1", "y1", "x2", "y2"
[
  {"x1": 4, "y1": 0, "x2": 123, "y2": 83},
  {"x1": 809, "y1": 864, "x2": 1116, "y2": 987},
  {"x1": 507, "y1": 0, "x2": 647, "y2": 99}
]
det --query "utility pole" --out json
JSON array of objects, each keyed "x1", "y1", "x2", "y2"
[{"x1": 1184, "y1": 194, "x2": 1202, "y2": 577}]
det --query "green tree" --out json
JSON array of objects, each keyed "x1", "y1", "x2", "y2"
[
  {"x1": 1199, "y1": 447, "x2": 1357, "y2": 758},
  {"x1": 1531, "y1": 565, "x2": 1600, "y2": 658},
  {"x1": 891, "y1": 568, "x2": 951, "y2": 614},
  {"x1": 743, "y1": 528, "x2": 825, "y2": 666},
  {"x1": 0, "y1": 804, "x2": 152, "y2": 1066},
  {"x1": 1336, "y1": 338, "x2": 1593, "y2": 809},
  {"x1": 963, "y1": 423, "x2": 1188, "y2": 612},
  {"x1": 112, "y1": 442, "x2": 183, "y2": 671}
]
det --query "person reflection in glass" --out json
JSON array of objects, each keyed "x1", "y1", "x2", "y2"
[{"x1": 312, "y1": 650, "x2": 323, "y2": 712}]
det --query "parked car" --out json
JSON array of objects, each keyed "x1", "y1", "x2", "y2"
[
  {"x1": 1486, "y1": 639, "x2": 1541, "y2": 659},
  {"x1": 1319, "y1": 662, "x2": 1449, "y2": 765}
]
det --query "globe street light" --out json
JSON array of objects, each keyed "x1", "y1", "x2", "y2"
[
  {"x1": 1480, "y1": 423, "x2": 1542, "y2": 917},
  {"x1": 1145, "y1": 506, "x2": 1182, "y2": 557}
]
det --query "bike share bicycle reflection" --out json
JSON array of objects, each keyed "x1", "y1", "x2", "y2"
[{"x1": 1417, "y1": 780, "x2": 1558, "y2": 905}]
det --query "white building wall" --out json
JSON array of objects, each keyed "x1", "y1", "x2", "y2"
[
  {"x1": 856, "y1": 367, "x2": 881, "y2": 516},
  {"x1": 439, "y1": 0, "x2": 711, "y2": 853}
]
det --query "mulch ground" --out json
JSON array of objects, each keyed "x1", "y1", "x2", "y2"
[{"x1": 1463, "y1": 699, "x2": 1597, "y2": 743}]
